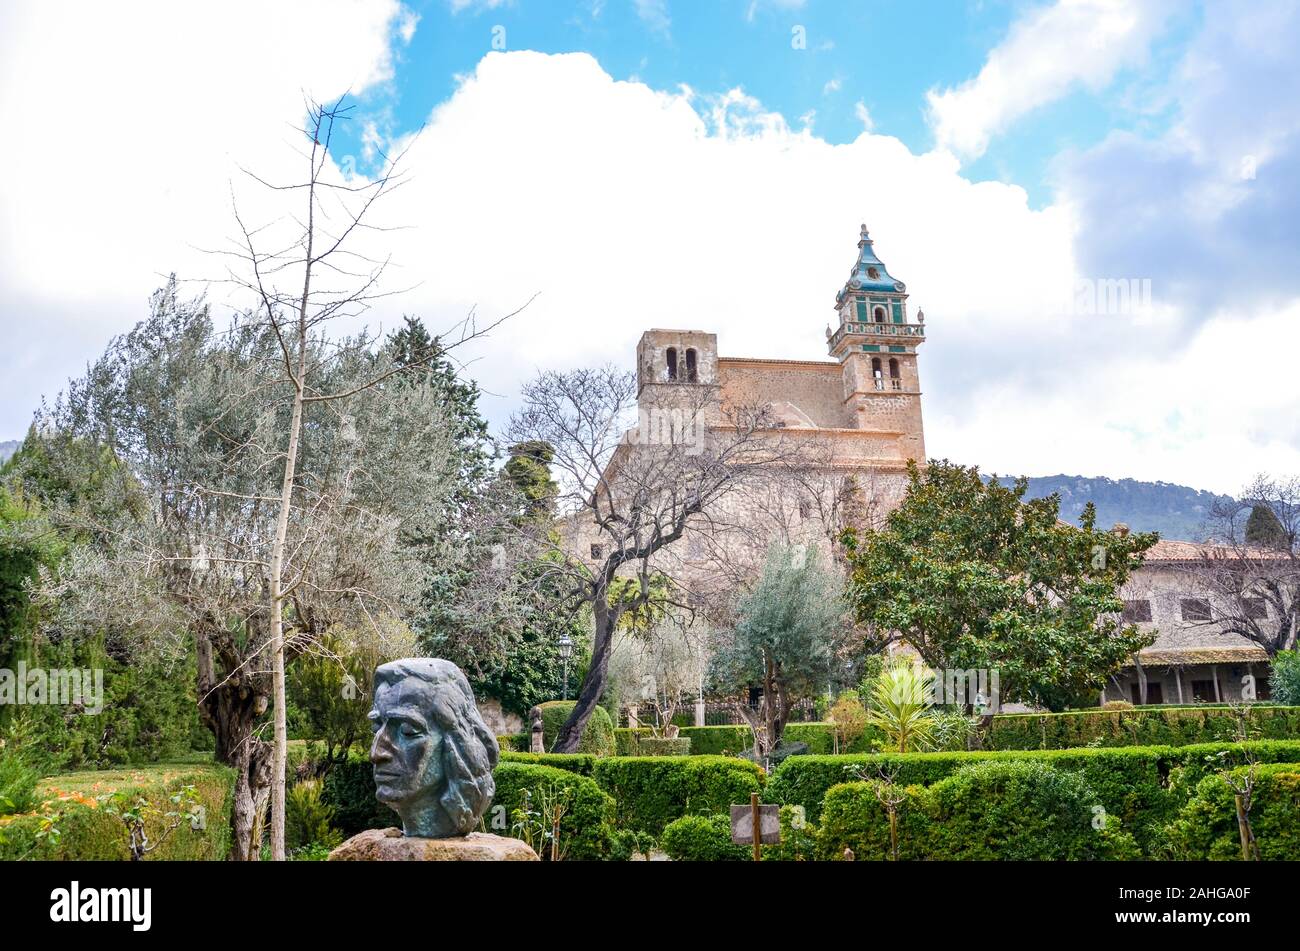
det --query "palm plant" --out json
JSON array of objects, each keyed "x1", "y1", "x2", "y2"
[{"x1": 866, "y1": 661, "x2": 936, "y2": 753}]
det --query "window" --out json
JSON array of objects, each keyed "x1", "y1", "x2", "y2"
[
  {"x1": 1180, "y1": 598, "x2": 1211, "y2": 622},
  {"x1": 873, "y1": 306, "x2": 886, "y2": 323},
  {"x1": 1191, "y1": 679, "x2": 1216, "y2": 702},
  {"x1": 665, "y1": 347, "x2": 677, "y2": 381},
  {"x1": 685, "y1": 347, "x2": 698, "y2": 383},
  {"x1": 1243, "y1": 597, "x2": 1269, "y2": 619},
  {"x1": 867, "y1": 266, "x2": 880, "y2": 280},
  {"x1": 590, "y1": 544, "x2": 604, "y2": 560},
  {"x1": 1122, "y1": 599, "x2": 1152, "y2": 622},
  {"x1": 871, "y1": 356, "x2": 884, "y2": 390}
]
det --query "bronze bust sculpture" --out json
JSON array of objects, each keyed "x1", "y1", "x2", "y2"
[{"x1": 368, "y1": 658, "x2": 499, "y2": 838}]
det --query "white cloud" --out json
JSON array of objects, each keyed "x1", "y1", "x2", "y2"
[
  {"x1": 2, "y1": 13, "x2": 1296, "y2": 495},
  {"x1": 927, "y1": 0, "x2": 1176, "y2": 160},
  {"x1": 853, "y1": 100, "x2": 874, "y2": 131},
  {"x1": 634, "y1": 0, "x2": 670, "y2": 35},
  {"x1": 822, "y1": 77, "x2": 841, "y2": 95}
]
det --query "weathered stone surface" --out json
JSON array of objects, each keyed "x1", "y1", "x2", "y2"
[{"x1": 328, "y1": 828, "x2": 539, "y2": 862}]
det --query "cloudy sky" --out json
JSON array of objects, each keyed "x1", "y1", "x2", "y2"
[{"x1": 2, "y1": 0, "x2": 1297, "y2": 494}]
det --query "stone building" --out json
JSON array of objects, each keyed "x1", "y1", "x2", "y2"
[
  {"x1": 1103, "y1": 538, "x2": 1287, "y2": 705},
  {"x1": 574, "y1": 223, "x2": 931, "y2": 585}
]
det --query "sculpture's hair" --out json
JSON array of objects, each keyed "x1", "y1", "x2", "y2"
[{"x1": 374, "y1": 658, "x2": 499, "y2": 835}]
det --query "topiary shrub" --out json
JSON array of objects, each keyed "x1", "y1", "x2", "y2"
[
  {"x1": 660, "y1": 814, "x2": 749, "y2": 861},
  {"x1": 1161, "y1": 763, "x2": 1300, "y2": 860},
  {"x1": 490, "y1": 761, "x2": 617, "y2": 860},
  {"x1": 628, "y1": 735, "x2": 692, "y2": 757},
  {"x1": 921, "y1": 760, "x2": 1105, "y2": 860},
  {"x1": 1102, "y1": 700, "x2": 1135, "y2": 711},
  {"x1": 591, "y1": 755, "x2": 765, "y2": 836},
  {"x1": 498, "y1": 751, "x2": 597, "y2": 776},
  {"x1": 817, "y1": 780, "x2": 928, "y2": 861},
  {"x1": 537, "y1": 701, "x2": 616, "y2": 756}
]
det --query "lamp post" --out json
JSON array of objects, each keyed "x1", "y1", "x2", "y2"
[{"x1": 558, "y1": 634, "x2": 573, "y2": 700}]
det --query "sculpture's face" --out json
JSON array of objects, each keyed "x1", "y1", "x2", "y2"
[{"x1": 369, "y1": 677, "x2": 445, "y2": 812}]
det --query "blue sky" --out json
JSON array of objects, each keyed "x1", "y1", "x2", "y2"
[
  {"x1": 330, "y1": 0, "x2": 1200, "y2": 205},
  {"x1": 2, "y1": 0, "x2": 1299, "y2": 493}
]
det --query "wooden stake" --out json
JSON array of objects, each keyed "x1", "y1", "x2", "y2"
[{"x1": 751, "y1": 791, "x2": 761, "y2": 862}]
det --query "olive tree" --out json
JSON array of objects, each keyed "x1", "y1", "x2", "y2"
[{"x1": 30, "y1": 284, "x2": 467, "y2": 860}]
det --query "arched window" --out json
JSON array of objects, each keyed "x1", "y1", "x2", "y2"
[
  {"x1": 873, "y1": 306, "x2": 886, "y2": 323},
  {"x1": 871, "y1": 356, "x2": 883, "y2": 390},
  {"x1": 889, "y1": 358, "x2": 901, "y2": 390},
  {"x1": 666, "y1": 347, "x2": 678, "y2": 381},
  {"x1": 685, "y1": 348, "x2": 698, "y2": 383}
]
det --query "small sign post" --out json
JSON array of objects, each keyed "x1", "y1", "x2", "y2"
[{"x1": 730, "y1": 793, "x2": 780, "y2": 861}]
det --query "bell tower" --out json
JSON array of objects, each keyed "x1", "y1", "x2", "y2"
[{"x1": 827, "y1": 225, "x2": 926, "y2": 460}]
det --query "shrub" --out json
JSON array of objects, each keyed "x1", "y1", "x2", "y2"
[
  {"x1": 286, "y1": 778, "x2": 342, "y2": 851},
  {"x1": 1103, "y1": 700, "x2": 1135, "y2": 711},
  {"x1": 0, "y1": 730, "x2": 40, "y2": 816},
  {"x1": 660, "y1": 814, "x2": 749, "y2": 861},
  {"x1": 817, "y1": 780, "x2": 928, "y2": 861},
  {"x1": 828, "y1": 692, "x2": 869, "y2": 754},
  {"x1": 321, "y1": 752, "x2": 393, "y2": 837},
  {"x1": 922, "y1": 760, "x2": 1103, "y2": 860},
  {"x1": 1162, "y1": 763, "x2": 1300, "y2": 860},
  {"x1": 537, "y1": 701, "x2": 616, "y2": 756},
  {"x1": 499, "y1": 751, "x2": 597, "y2": 776},
  {"x1": 765, "y1": 738, "x2": 1300, "y2": 846},
  {"x1": 0, "y1": 765, "x2": 234, "y2": 860},
  {"x1": 1271, "y1": 652, "x2": 1300, "y2": 706},
  {"x1": 490, "y1": 762, "x2": 617, "y2": 860},
  {"x1": 592, "y1": 756, "x2": 765, "y2": 836},
  {"x1": 988, "y1": 705, "x2": 1300, "y2": 750},
  {"x1": 627, "y1": 735, "x2": 692, "y2": 757},
  {"x1": 818, "y1": 761, "x2": 1119, "y2": 861}
]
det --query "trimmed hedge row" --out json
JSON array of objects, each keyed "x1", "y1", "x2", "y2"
[
  {"x1": 612, "y1": 706, "x2": 1300, "y2": 758},
  {"x1": 766, "y1": 739, "x2": 1300, "y2": 850},
  {"x1": 490, "y1": 761, "x2": 618, "y2": 860},
  {"x1": 591, "y1": 756, "x2": 766, "y2": 836},
  {"x1": 988, "y1": 705, "x2": 1300, "y2": 750},
  {"x1": 816, "y1": 760, "x2": 1139, "y2": 861},
  {"x1": 0, "y1": 765, "x2": 235, "y2": 861},
  {"x1": 1162, "y1": 763, "x2": 1300, "y2": 860},
  {"x1": 660, "y1": 814, "x2": 750, "y2": 861}
]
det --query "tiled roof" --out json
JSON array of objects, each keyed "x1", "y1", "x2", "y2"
[
  {"x1": 1142, "y1": 538, "x2": 1292, "y2": 563},
  {"x1": 1124, "y1": 645, "x2": 1270, "y2": 666}
]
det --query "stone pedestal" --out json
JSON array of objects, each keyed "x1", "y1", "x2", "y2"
[{"x1": 328, "y1": 828, "x2": 540, "y2": 862}]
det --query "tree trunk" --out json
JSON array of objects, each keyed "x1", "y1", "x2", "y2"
[
  {"x1": 268, "y1": 381, "x2": 304, "y2": 862},
  {"x1": 196, "y1": 629, "x2": 272, "y2": 861},
  {"x1": 553, "y1": 600, "x2": 615, "y2": 753}
]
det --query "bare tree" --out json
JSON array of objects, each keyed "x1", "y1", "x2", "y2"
[
  {"x1": 1188, "y1": 474, "x2": 1300, "y2": 658},
  {"x1": 207, "y1": 96, "x2": 531, "y2": 859},
  {"x1": 505, "y1": 368, "x2": 781, "y2": 753}
]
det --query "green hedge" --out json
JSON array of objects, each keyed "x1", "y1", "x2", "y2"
[
  {"x1": 499, "y1": 751, "x2": 597, "y2": 776},
  {"x1": 817, "y1": 760, "x2": 1135, "y2": 861},
  {"x1": 591, "y1": 756, "x2": 766, "y2": 836},
  {"x1": 989, "y1": 705, "x2": 1300, "y2": 750},
  {"x1": 538, "y1": 701, "x2": 616, "y2": 756},
  {"x1": 660, "y1": 813, "x2": 750, "y2": 861},
  {"x1": 615, "y1": 724, "x2": 881, "y2": 757},
  {"x1": 1162, "y1": 763, "x2": 1300, "y2": 860},
  {"x1": 490, "y1": 761, "x2": 618, "y2": 860},
  {"x1": 614, "y1": 707, "x2": 1300, "y2": 759},
  {"x1": 321, "y1": 752, "x2": 394, "y2": 837},
  {"x1": 0, "y1": 765, "x2": 235, "y2": 860},
  {"x1": 766, "y1": 739, "x2": 1300, "y2": 849}
]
